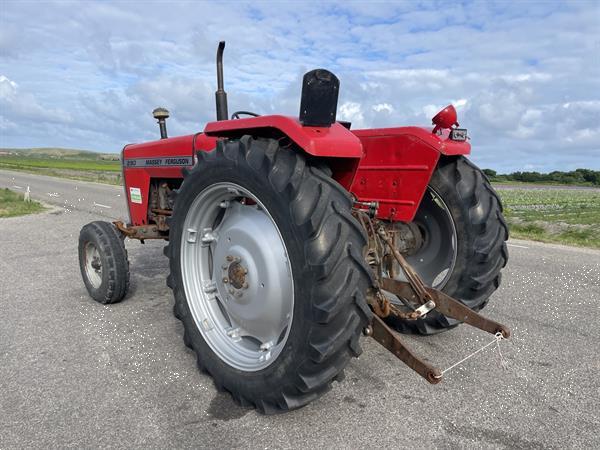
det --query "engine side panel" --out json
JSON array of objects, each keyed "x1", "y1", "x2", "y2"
[
  {"x1": 351, "y1": 127, "x2": 470, "y2": 222},
  {"x1": 122, "y1": 134, "x2": 216, "y2": 225}
]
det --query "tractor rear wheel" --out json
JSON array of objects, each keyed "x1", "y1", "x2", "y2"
[
  {"x1": 386, "y1": 156, "x2": 509, "y2": 335},
  {"x1": 164, "y1": 136, "x2": 372, "y2": 413}
]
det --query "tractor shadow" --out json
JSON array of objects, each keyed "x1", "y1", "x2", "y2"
[{"x1": 125, "y1": 240, "x2": 169, "y2": 300}]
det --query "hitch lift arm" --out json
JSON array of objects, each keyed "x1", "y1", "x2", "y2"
[{"x1": 364, "y1": 223, "x2": 510, "y2": 384}]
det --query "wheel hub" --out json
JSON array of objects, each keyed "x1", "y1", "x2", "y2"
[
  {"x1": 404, "y1": 187, "x2": 457, "y2": 289},
  {"x1": 226, "y1": 259, "x2": 247, "y2": 290},
  {"x1": 180, "y1": 183, "x2": 294, "y2": 371},
  {"x1": 84, "y1": 242, "x2": 102, "y2": 289}
]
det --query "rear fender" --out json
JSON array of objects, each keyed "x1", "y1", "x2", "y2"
[
  {"x1": 204, "y1": 115, "x2": 363, "y2": 189},
  {"x1": 351, "y1": 127, "x2": 471, "y2": 222}
]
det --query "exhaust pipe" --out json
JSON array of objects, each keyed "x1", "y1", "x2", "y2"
[{"x1": 215, "y1": 41, "x2": 228, "y2": 121}]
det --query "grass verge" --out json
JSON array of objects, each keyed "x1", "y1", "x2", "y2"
[
  {"x1": 0, "y1": 188, "x2": 46, "y2": 218},
  {"x1": 498, "y1": 189, "x2": 600, "y2": 249}
]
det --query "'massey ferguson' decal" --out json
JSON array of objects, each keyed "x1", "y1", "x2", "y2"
[{"x1": 124, "y1": 156, "x2": 193, "y2": 168}]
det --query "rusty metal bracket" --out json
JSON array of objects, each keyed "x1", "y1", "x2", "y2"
[
  {"x1": 380, "y1": 278, "x2": 510, "y2": 338},
  {"x1": 367, "y1": 315, "x2": 442, "y2": 384},
  {"x1": 357, "y1": 216, "x2": 511, "y2": 384},
  {"x1": 368, "y1": 278, "x2": 510, "y2": 384},
  {"x1": 113, "y1": 221, "x2": 166, "y2": 240}
]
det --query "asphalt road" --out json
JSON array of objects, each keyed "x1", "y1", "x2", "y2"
[
  {"x1": 0, "y1": 170, "x2": 128, "y2": 219},
  {"x1": 1, "y1": 172, "x2": 599, "y2": 449}
]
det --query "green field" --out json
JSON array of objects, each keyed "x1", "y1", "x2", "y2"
[
  {"x1": 0, "y1": 148, "x2": 121, "y2": 184},
  {"x1": 499, "y1": 189, "x2": 600, "y2": 248},
  {"x1": 0, "y1": 155, "x2": 121, "y2": 172},
  {"x1": 0, "y1": 188, "x2": 46, "y2": 218}
]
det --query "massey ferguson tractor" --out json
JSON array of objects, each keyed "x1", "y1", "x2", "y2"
[{"x1": 78, "y1": 42, "x2": 509, "y2": 414}]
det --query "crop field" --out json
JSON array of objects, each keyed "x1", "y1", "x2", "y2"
[
  {"x1": 0, "y1": 154, "x2": 121, "y2": 185},
  {"x1": 0, "y1": 155, "x2": 120, "y2": 172},
  {"x1": 498, "y1": 188, "x2": 600, "y2": 248}
]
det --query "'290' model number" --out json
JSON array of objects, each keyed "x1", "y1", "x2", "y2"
[{"x1": 124, "y1": 156, "x2": 193, "y2": 168}]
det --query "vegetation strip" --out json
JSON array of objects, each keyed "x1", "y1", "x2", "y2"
[
  {"x1": 0, "y1": 148, "x2": 122, "y2": 185},
  {"x1": 500, "y1": 189, "x2": 600, "y2": 249},
  {"x1": 0, "y1": 188, "x2": 46, "y2": 218},
  {"x1": 1, "y1": 148, "x2": 598, "y2": 249}
]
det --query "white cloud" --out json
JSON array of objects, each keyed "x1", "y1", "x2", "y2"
[
  {"x1": 0, "y1": 0, "x2": 598, "y2": 171},
  {"x1": 339, "y1": 102, "x2": 365, "y2": 128},
  {"x1": 0, "y1": 75, "x2": 18, "y2": 96},
  {"x1": 372, "y1": 103, "x2": 394, "y2": 113}
]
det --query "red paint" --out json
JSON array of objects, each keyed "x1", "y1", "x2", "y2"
[
  {"x1": 204, "y1": 115, "x2": 363, "y2": 158},
  {"x1": 351, "y1": 127, "x2": 470, "y2": 221},
  {"x1": 432, "y1": 104, "x2": 458, "y2": 134},
  {"x1": 123, "y1": 120, "x2": 470, "y2": 226},
  {"x1": 122, "y1": 133, "x2": 216, "y2": 225}
]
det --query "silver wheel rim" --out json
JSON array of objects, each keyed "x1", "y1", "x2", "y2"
[
  {"x1": 403, "y1": 186, "x2": 458, "y2": 289},
  {"x1": 180, "y1": 182, "x2": 294, "y2": 371},
  {"x1": 84, "y1": 242, "x2": 102, "y2": 289}
]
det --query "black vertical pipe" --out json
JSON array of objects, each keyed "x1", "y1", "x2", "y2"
[
  {"x1": 158, "y1": 120, "x2": 168, "y2": 139},
  {"x1": 215, "y1": 41, "x2": 228, "y2": 121}
]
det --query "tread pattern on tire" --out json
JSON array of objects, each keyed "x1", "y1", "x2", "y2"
[
  {"x1": 164, "y1": 136, "x2": 373, "y2": 414},
  {"x1": 78, "y1": 221, "x2": 130, "y2": 304},
  {"x1": 389, "y1": 156, "x2": 509, "y2": 335}
]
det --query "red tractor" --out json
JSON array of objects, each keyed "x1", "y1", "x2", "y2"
[{"x1": 78, "y1": 42, "x2": 509, "y2": 414}]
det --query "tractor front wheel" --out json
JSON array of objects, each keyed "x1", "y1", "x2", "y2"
[
  {"x1": 78, "y1": 221, "x2": 130, "y2": 304},
  {"x1": 165, "y1": 136, "x2": 372, "y2": 413}
]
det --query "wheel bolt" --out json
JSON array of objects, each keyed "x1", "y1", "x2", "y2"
[
  {"x1": 223, "y1": 277, "x2": 229, "y2": 284},
  {"x1": 226, "y1": 255, "x2": 234, "y2": 262}
]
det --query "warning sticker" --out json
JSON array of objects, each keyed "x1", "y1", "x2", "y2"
[{"x1": 129, "y1": 187, "x2": 142, "y2": 204}]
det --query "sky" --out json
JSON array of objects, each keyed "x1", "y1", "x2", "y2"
[{"x1": 1, "y1": 0, "x2": 599, "y2": 172}]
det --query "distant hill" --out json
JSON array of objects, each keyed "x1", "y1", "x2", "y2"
[{"x1": 0, "y1": 147, "x2": 120, "y2": 161}]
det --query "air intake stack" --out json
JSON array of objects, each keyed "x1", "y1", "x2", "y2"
[{"x1": 152, "y1": 107, "x2": 170, "y2": 139}]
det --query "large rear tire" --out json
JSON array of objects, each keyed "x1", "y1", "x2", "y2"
[
  {"x1": 164, "y1": 136, "x2": 372, "y2": 414},
  {"x1": 386, "y1": 156, "x2": 509, "y2": 335}
]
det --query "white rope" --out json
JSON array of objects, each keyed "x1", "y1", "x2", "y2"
[{"x1": 434, "y1": 332, "x2": 506, "y2": 379}]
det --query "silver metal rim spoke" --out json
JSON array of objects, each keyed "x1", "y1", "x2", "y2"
[
  {"x1": 84, "y1": 242, "x2": 102, "y2": 289},
  {"x1": 180, "y1": 182, "x2": 294, "y2": 371},
  {"x1": 404, "y1": 186, "x2": 458, "y2": 289}
]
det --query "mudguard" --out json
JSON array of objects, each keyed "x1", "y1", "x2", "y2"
[
  {"x1": 204, "y1": 115, "x2": 363, "y2": 158},
  {"x1": 351, "y1": 127, "x2": 471, "y2": 222}
]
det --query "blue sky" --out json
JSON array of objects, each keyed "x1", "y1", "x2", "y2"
[{"x1": 1, "y1": 0, "x2": 599, "y2": 172}]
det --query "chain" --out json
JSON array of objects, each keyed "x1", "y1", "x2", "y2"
[{"x1": 434, "y1": 332, "x2": 508, "y2": 379}]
